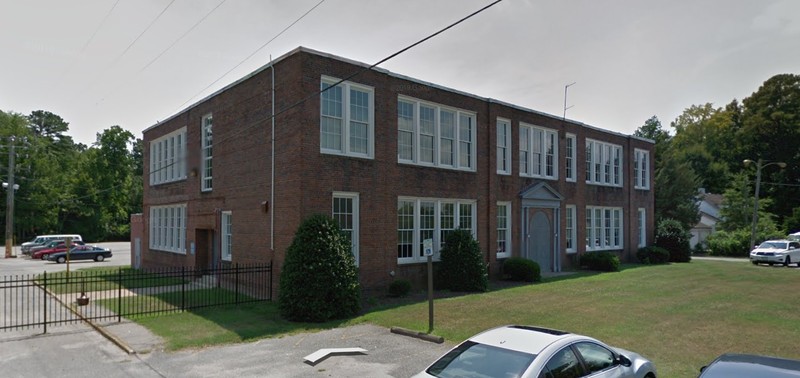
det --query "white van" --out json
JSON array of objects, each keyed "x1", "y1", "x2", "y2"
[{"x1": 21, "y1": 234, "x2": 83, "y2": 254}]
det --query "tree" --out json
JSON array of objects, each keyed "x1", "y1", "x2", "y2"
[
  {"x1": 27, "y1": 110, "x2": 69, "y2": 141},
  {"x1": 634, "y1": 116, "x2": 670, "y2": 170},
  {"x1": 654, "y1": 153, "x2": 700, "y2": 230}
]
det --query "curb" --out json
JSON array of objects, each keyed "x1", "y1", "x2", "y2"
[{"x1": 390, "y1": 327, "x2": 445, "y2": 344}]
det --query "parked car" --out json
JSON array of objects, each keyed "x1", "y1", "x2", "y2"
[
  {"x1": 413, "y1": 325, "x2": 656, "y2": 378},
  {"x1": 21, "y1": 234, "x2": 83, "y2": 254},
  {"x1": 749, "y1": 240, "x2": 800, "y2": 266},
  {"x1": 699, "y1": 353, "x2": 800, "y2": 377},
  {"x1": 31, "y1": 240, "x2": 85, "y2": 260},
  {"x1": 46, "y1": 245, "x2": 112, "y2": 264}
]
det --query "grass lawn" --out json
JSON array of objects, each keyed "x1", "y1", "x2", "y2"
[
  {"x1": 125, "y1": 260, "x2": 800, "y2": 377},
  {"x1": 38, "y1": 266, "x2": 187, "y2": 294}
]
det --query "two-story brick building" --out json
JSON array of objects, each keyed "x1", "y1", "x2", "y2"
[{"x1": 140, "y1": 47, "x2": 654, "y2": 293}]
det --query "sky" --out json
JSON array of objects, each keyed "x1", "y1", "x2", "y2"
[{"x1": 1, "y1": 0, "x2": 799, "y2": 146}]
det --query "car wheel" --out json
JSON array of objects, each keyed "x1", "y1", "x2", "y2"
[
  {"x1": 751, "y1": 261, "x2": 758, "y2": 265},
  {"x1": 769, "y1": 262, "x2": 774, "y2": 266},
  {"x1": 57, "y1": 256, "x2": 66, "y2": 264},
  {"x1": 785, "y1": 257, "x2": 791, "y2": 267},
  {"x1": 95, "y1": 255, "x2": 104, "y2": 262},
  {"x1": 41, "y1": 255, "x2": 47, "y2": 260}
]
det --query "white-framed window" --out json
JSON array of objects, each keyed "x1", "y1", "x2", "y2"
[
  {"x1": 221, "y1": 211, "x2": 232, "y2": 261},
  {"x1": 149, "y1": 127, "x2": 187, "y2": 185},
  {"x1": 565, "y1": 133, "x2": 576, "y2": 182},
  {"x1": 519, "y1": 123, "x2": 557, "y2": 179},
  {"x1": 497, "y1": 202, "x2": 511, "y2": 259},
  {"x1": 585, "y1": 206, "x2": 623, "y2": 251},
  {"x1": 496, "y1": 118, "x2": 511, "y2": 175},
  {"x1": 634, "y1": 149, "x2": 650, "y2": 190},
  {"x1": 566, "y1": 205, "x2": 576, "y2": 253},
  {"x1": 397, "y1": 96, "x2": 476, "y2": 171},
  {"x1": 333, "y1": 192, "x2": 359, "y2": 266},
  {"x1": 585, "y1": 139, "x2": 622, "y2": 187},
  {"x1": 149, "y1": 203, "x2": 187, "y2": 254},
  {"x1": 201, "y1": 114, "x2": 213, "y2": 191},
  {"x1": 321, "y1": 76, "x2": 374, "y2": 158},
  {"x1": 638, "y1": 208, "x2": 646, "y2": 248},
  {"x1": 397, "y1": 197, "x2": 477, "y2": 264}
]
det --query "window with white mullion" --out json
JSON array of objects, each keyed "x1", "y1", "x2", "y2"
[
  {"x1": 149, "y1": 204, "x2": 187, "y2": 254},
  {"x1": 637, "y1": 208, "x2": 646, "y2": 247},
  {"x1": 397, "y1": 200, "x2": 415, "y2": 261},
  {"x1": 397, "y1": 96, "x2": 475, "y2": 171},
  {"x1": 439, "y1": 109, "x2": 455, "y2": 166},
  {"x1": 566, "y1": 205, "x2": 576, "y2": 253},
  {"x1": 545, "y1": 132, "x2": 556, "y2": 177},
  {"x1": 566, "y1": 134, "x2": 576, "y2": 182},
  {"x1": 221, "y1": 211, "x2": 232, "y2": 261},
  {"x1": 419, "y1": 105, "x2": 436, "y2": 164},
  {"x1": 520, "y1": 127, "x2": 530, "y2": 175},
  {"x1": 398, "y1": 198, "x2": 476, "y2": 264},
  {"x1": 520, "y1": 123, "x2": 558, "y2": 179},
  {"x1": 585, "y1": 206, "x2": 623, "y2": 251},
  {"x1": 634, "y1": 149, "x2": 650, "y2": 189},
  {"x1": 458, "y1": 113, "x2": 474, "y2": 169},
  {"x1": 321, "y1": 77, "x2": 374, "y2": 158},
  {"x1": 585, "y1": 139, "x2": 623, "y2": 187},
  {"x1": 496, "y1": 202, "x2": 511, "y2": 259},
  {"x1": 419, "y1": 201, "x2": 436, "y2": 258},
  {"x1": 496, "y1": 119, "x2": 511, "y2": 175},
  {"x1": 201, "y1": 114, "x2": 213, "y2": 191},
  {"x1": 440, "y1": 202, "x2": 455, "y2": 251}
]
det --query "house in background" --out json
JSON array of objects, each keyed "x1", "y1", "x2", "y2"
[
  {"x1": 137, "y1": 47, "x2": 654, "y2": 294},
  {"x1": 690, "y1": 188, "x2": 723, "y2": 249}
]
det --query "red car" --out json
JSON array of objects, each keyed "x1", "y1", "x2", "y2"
[{"x1": 31, "y1": 240, "x2": 85, "y2": 260}]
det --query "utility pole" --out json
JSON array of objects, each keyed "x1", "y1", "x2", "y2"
[{"x1": 4, "y1": 136, "x2": 16, "y2": 258}]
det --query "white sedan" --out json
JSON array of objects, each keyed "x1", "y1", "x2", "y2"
[
  {"x1": 750, "y1": 240, "x2": 800, "y2": 266},
  {"x1": 414, "y1": 325, "x2": 656, "y2": 378}
]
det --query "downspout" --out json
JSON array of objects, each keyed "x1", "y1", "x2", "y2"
[
  {"x1": 485, "y1": 99, "x2": 493, "y2": 272},
  {"x1": 270, "y1": 55, "x2": 275, "y2": 252}
]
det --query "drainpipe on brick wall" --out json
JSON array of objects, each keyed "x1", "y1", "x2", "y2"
[{"x1": 270, "y1": 55, "x2": 275, "y2": 252}]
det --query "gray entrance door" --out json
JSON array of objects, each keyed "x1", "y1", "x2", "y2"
[{"x1": 527, "y1": 210, "x2": 552, "y2": 271}]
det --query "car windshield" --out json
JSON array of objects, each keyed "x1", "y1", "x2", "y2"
[
  {"x1": 426, "y1": 341, "x2": 536, "y2": 378},
  {"x1": 758, "y1": 242, "x2": 787, "y2": 250}
]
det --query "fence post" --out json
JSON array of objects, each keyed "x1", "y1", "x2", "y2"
[
  {"x1": 235, "y1": 264, "x2": 240, "y2": 304},
  {"x1": 181, "y1": 266, "x2": 185, "y2": 311},
  {"x1": 269, "y1": 260, "x2": 273, "y2": 301},
  {"x1": 43, "y1": 271, "x2": 47, "y2": 334},
  {"x1": 117, "y1": 268, "x2": 122, "y2": 323}
]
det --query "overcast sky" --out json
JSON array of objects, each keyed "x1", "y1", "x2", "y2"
[{"x1": 1, "y1": 0, "x2": 799, "y2": 146}]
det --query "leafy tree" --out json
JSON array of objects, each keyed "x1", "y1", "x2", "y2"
[
  {"x1": 654, "y1": 153, "x2": 700, "y2": 230},
  {"x1": 634, "y1": 116, "x2": 670, "y2": 169},
  {"x1": 784, "y1": 207, "x2": 800, "y2": 234},
  {"x1": 27, "y1": 110, "x2": 69, "y2": 141},
  {"x1": 438, "y1": 228, "x2": 487, "y2": 292},
  {"x1": 279, "y1": 214, "x2": 360, "y2": 322},
  {"x1": 718, "y1": 173, "x2": 774, "y2": 232},
  {"x1": 655, "y1": 218, "x2": 692, "y2": 262}
]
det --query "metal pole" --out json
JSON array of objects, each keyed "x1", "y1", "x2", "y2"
[
  {"x1": 563, "y1": 82, "x2": 576, "y2": 120},
  {"x1": 427, "y1": 255, "x2": 433, "y2": 333},
  {"x1": 5, "y1": 137, "x2": 16, "y2": 258},
  {"x1": 749, "y1": 160, "x2": 763, "y2": 252}
]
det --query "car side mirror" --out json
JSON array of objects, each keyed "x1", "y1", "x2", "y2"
[{"x1": 616, "y1": 355, "x2": 632, "y2": 367}]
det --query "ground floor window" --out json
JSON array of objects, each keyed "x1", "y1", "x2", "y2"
[
  {"x1": 585, "y1": 206, "x2": 623, "y2": 251},
  {"x1": 638, "y1": 208, "x2": 646, "y2": 248},
  {"x1": 221, "y1": 211, "x2": 232, "y2": 261},
  {"x1": 397, "y1": 197, "x2": 476, "y2": 264},
  {"x1": 497, "y1": 202, "x2": 511, "y2": 259},
  {"x1": 333, "y1": 192, "x2": 359, "y2": 266},
  {"x1": 566, "y1": 205, "x2": 576, "y2": 253},
  {"x1": 149, "y1": 203, "x2": 187, "y2": 254}
]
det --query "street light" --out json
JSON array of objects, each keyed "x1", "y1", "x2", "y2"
[{"x1": 743, "y1": 158, "x2": 786, "y2": 252}]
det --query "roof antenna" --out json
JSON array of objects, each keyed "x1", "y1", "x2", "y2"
[{"x1": 563, "y1": 82, "x2": 576, "y2": 120}]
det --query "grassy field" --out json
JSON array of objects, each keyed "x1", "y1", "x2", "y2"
[
  {"x1": 127, "y1": 260, "x2": 800, "y2": 377},
  {"x1": 38, "y1": 266, "x2": 187, "y2": 294}
]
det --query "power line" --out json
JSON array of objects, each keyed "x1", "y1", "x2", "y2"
[
  {"x1": 109, "y1": 0, "x2": 177, "y2": 66},
  {"x1": 174, "y1": 0, "x2": 327, "y2": 111},
  {"x1": 80, "y1": 0, "x2": 121, "y2": 53}
]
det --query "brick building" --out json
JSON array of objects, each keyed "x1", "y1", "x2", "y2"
[{"x1": 140, "y1": 47, "x2": 654, "y2": 293}]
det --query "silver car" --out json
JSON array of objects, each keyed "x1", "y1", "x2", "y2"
[
  {"x1": 414, "y1": 325, "x2": 656, "y2": 378},
  {"x1": 749, "y1": 240, "x2": 800, "y2": 266}
]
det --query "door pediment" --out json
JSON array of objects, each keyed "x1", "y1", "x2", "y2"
[{"x1": 519, "y1": 182, "x2": 563, "y2": 208}]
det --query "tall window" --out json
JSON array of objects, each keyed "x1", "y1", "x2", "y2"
[
  {"x1": 320, "y1": 76, "x2": 374, "y2": 158},
  {"x1": 221, "y1": 211, "x2": 232, "y2": 261},
  {"x1": 397, "y1": 96, "x2": 476, "y2": 171},
  {"x1": 519, "y1": 123, "x2": 557, "y2": 179},
  {"x1": 149, "y1": 204, "x2": 186, "y2": 254},
  {"x1": 397, "y1": 198, "x2": 477, "y2": 264},
  {"x1": 333, "y1": 193, "x2": 359, "y2": 266},
  {"x1": 638, "y1": 208, "x2": 646, "y2": 248},
  {"x1": 634, "y1": 149, "x2": 650, "y2": 189},
  {"x1": 496, "y1": 119, "x2": 511, "y2": 175},
  {"x1": 497, "y1": 202, "x2": 511, "y2": 259},
  {"x1": 565, "y1": 134, "x2": 576, "y2": 182},
  {"x1": 566, "y1": 205, "x2": 576, "y2": 253},
  {"x1": 585, "y1": 139, "x2": 622, "y2": 187},
  {"x1": 201, "y1": 114, "x2": 213, "y2": 191},
  {"x1": 149, "y1": 127, "x2": 187, "y2": 185},
  {"x1": 585, "y1": 206, "x2": 623, "y2": 251}
]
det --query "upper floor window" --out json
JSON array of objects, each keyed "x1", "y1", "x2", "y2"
[
  {"x1": 496, "y1": 119, "x2": 511, "y2": 175},
  {"x1": 149, "y1": 127, "x2": 186, "y2": 185},
  {"x1": 201, "y1": 114, "x2": 213, "y2": 191},
  {"x1": 320, "y1": 76, "x2": 374, "y2": 159},
  {"x1": 221, "y1": 211, "x2": 232, "y2": 261},
  {"x1": 565, "y1": 134, "x2": 576, "y2": 182},
  {"x1": 519, "y1": 123, "x2": 557, "y2": 179},
  {"x1": 634, "y1": 149, "x2": 650, "y2": 190},
  {"x1": 397, "y1": 96, "x2": 476, "y2": 171},
  {"x1": 585, "y1": 139, "x2": 622, "y2": 187}
]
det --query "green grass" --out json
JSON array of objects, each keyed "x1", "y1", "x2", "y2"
[
  {"x1": 38, "y1": 266, "x2": 187, "y2": 294},
  {"x1": 122, "y1": 260, "x2": 800, "y2": 377}
]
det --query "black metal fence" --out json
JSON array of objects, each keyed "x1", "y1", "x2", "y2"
[{"x1": 1, "y1": 263, "x2": 272, "y2": 333}]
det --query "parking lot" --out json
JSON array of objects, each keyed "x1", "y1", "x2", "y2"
[{"x1": 0, "y1": 242, "x2": 451, "y2": 377}]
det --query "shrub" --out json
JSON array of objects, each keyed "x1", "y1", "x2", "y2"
[
  {"x1": 502, "y1": 257, "x2": 541, "y2": 282},
  {"x1": 581, "y1": 251, "x2": 620, "y2": 272},
  {"x1": 706, "y1": 230, "x2": 749, "y2": 257},
  {"x1": 387, "y1": 279, "x2": 412, "y2": 297},
  {"x1": 278, "y1": 214, "x2": 360, "y2": 322},
  {"x1": 636, "y1": 246, "x2": 670, "y2": 264},
  {"x1": 439, "y1": 228, "x2": 488, "y2": 292},
  {"x1": 655, "y1": 219, "x2": 692, "y2": 262}
]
